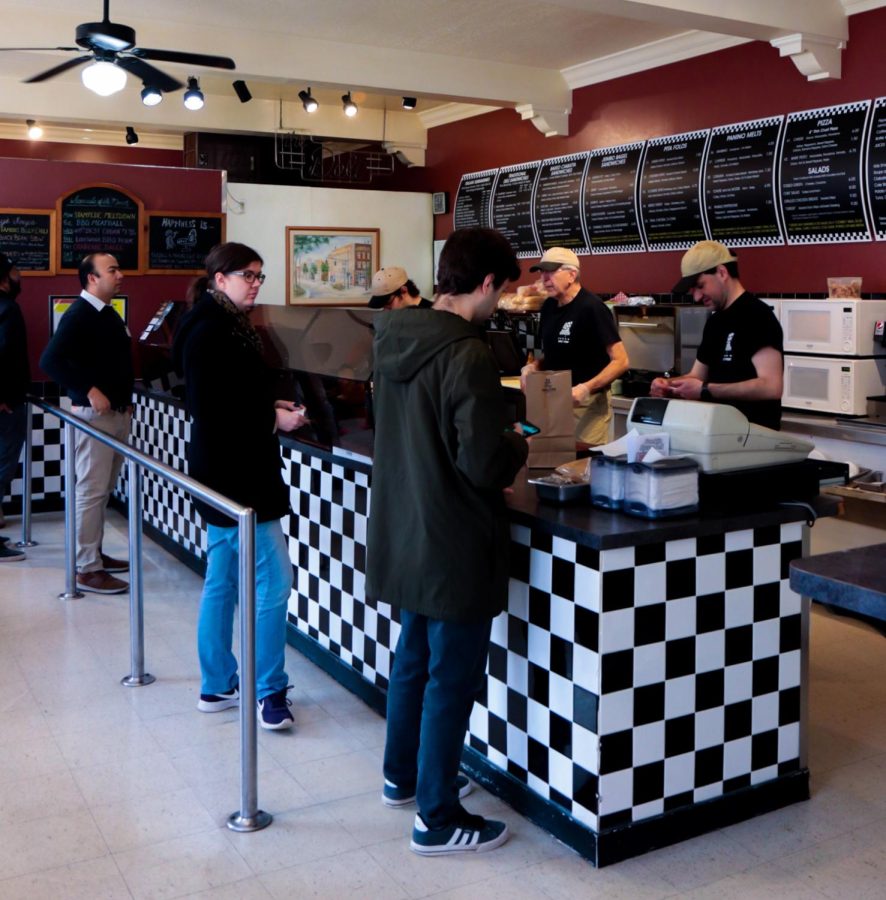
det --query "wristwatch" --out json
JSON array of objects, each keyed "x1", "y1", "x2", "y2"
[{"x1": 700, "y1": 382, "x2": 713, "y2": 402}]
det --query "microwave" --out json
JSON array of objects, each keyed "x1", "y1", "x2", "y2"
[
  {"x1": 770, "y1": 298, "x2": 886, "y2": 356},
  {"x1": 782, "y1": 355, "x2": 886, "y2": 415}
]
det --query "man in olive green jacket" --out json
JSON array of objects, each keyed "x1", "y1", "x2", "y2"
[{"x1": 367, "y1": 228, "x2": 528, "y2": 855}]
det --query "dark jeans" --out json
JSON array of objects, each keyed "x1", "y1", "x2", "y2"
[
  {"x1": 383, "y1": 609, "x2": 492, "y2": 828},
  {"x1": 0, "y1": 403, "x2": 27, "y2": 505}
]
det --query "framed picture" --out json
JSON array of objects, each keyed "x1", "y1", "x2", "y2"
[
  {"x1": 286, "y1": 226, "x2": 379, "y2": 305},
  {"x1": 432, "y1": 191, "x2": 448, "y2": 215},
  {"x1": 49, "y1": 294, "x2": 128, "y2": 337}
]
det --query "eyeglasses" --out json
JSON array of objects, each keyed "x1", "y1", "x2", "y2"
[{"x1": 228, "y1": 270, "x2": 266, "y2": 285}]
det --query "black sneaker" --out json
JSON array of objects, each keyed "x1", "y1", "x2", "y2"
[
  {"x1": 258, "y1": 686, "x2": 294, "y2": 730},
  {"x1": 383, "y1": 774, "x2": 473, "y2": 808},
  {"x1": 0, "y1": 543, "x2": 25, "y2": 562},
  {"x1": 197, "y1": 687, "x2": 239, "y2": 713},
  {"x1": 410, "y1": 809, "x2": 509, "y2": 855}
]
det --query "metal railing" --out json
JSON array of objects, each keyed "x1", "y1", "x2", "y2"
[{"x1": 23, "y1": 396, "x2": 272, "y2": 833}]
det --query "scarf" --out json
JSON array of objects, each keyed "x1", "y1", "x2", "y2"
[{"x1": 209, "y1": 289, "x2": 264, "y2": 357}]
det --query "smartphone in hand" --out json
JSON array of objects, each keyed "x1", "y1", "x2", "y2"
[{"x1": 510, "y1": 420, "x2": 540, "y2": 436}]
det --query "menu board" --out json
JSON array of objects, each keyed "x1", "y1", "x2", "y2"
[
  {"x1": 532, "y1": 153, "x2": 589, "y2": 253},
  {"x1": 490, "y1": 162, "x2": 540, "y2": 258},
  {"x1": 0, "y1": 209, "x2": 54, "y2": 274},
  {"x1": 59, "y1": 184, "x2": 142, "y2": 271},
  {"x1": 453, "y1": 169, "x2": 496, "y2": 229},
  {"x1": 866, "y1": 97, "x2": 886, "y2": 241},
  {"x1": 147, "y1": 212, "x2": 225, "y2": 272},
  {"x1": 779, "y1": 101, "x2": 872, "y2": 245},
  {"x1": 582, "y1": 143, "x2": 644, "y2": 254},
  {"x1": 703, "y1": 117, "x2": 784, "y2": 247},
  {"x1": 639, "y1": 130, "x2": 709, "y2": 251}
]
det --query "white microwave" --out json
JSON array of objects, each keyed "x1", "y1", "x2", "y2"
[
  {"x1": 782, "y1": 355, "x2": 886, "y2": 415},
  {"x1": 771, "y1": 298, "x2": 886, "y2": 356}
]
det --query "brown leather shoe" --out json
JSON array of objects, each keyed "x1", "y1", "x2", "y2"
[
  {"x1": 76, "y1": 570, "x2": 128, "y2": 594},
  {"x1": 100, "y1": 553, "x2": 129, "y2": 573}
]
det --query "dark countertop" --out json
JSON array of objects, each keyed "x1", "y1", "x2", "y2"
[{"x1": 790, "y1": 544, "x2": 886, "y2": 621}]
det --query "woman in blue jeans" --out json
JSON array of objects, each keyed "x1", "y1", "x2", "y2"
[{"x1": 173, "y1": 242, "x2": 307, "y2": 729}]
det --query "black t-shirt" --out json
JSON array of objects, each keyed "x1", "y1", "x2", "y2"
[
  {"x1": 539, "y1": 288, "x2": 620, "y2": 385},
  {"x1": 696, "y1": 291, "x2": 783, "y2": 429}
]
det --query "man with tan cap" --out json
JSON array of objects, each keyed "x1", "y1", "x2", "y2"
[
  {"x1": 521, "y1": 247, "x2": 628, "y2": 445},
  {"x1": 651, "y1": 240, "x2": 783, "y2": 429},
  {"x1": 368, "y1": 267, "x2": 431, "y2": 310}
]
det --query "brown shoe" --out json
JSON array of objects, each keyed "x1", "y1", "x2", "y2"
[
  {"x1": 76, "y1": 570, "x2": 128, "y2": 594},
  {"x1": 100, "y1": 553, "x2": 129, "y2": 573}
]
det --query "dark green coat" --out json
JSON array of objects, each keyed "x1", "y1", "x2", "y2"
[{"x1": 366, "y1": 308, "x2": 528, "y2": 623}]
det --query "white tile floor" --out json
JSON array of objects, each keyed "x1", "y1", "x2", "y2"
[{"x1": 0, "y1": 511, "x2": 884, "y2": 899}]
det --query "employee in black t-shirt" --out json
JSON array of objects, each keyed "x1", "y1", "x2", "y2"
[
  {"x1": 368, "y1": 267, "x2": 432, "y2": 311},
  {"x1": 521, "y1": 247, "x2": 628, "y2": 445},
  {"x1": 650, "y1": 241, "x2": 784, "y2": 430}
]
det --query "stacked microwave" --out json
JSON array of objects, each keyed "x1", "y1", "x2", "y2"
[{"x1": 762, "y1": 298, "x2": 886, "y2": 416}]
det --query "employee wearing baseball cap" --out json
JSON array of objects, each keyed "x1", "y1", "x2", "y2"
[
  {"x1": 521, "y1": 247, "x2": 628, "y2": 445},
  {"x1": 368, "y1": 267, "x2": 432, "y2": 311},
  {"x1": 650, "y1": 240, "x2": 784, "y2": 429}
]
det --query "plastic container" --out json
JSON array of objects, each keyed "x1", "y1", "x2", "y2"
[
  {"x1": 590, "y1": 454, "x2": 627, "y2": 510},
  {"x1": 623, "y1": 457, "x2": 699, "y2": 519},
  {"x1": 529, "y1": 474, "x2": 589, "y2": 505}
]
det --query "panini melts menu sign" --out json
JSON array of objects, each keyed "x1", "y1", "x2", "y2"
[
  {"x1": 583, "y1": 143, "x2": 644, "y2": 254},
  {"x1": 0, "y1": 209, "x2": 54, "y2": 274}
]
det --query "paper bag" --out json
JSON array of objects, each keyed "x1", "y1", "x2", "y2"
[{"x1": 523, "y1": 370, "x2": 575, "y2": 468}]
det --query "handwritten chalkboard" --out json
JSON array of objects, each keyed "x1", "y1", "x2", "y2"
[
  {"x1": 453, "y1": 169, "x2": 496, "y2": 229},
  {"x1": 147, "y1": 212, "x2": 225, "y2": 273},
  {"x1": 59, "y1": 184, "x2": 142, "y2": 271},
  {"x1": 0, "y1": 209, "x2": 54, "y2": 273},
  {"x1": 583, "y1": 143, "x2": 645, "y2": 254},
  {"x1": 865, "y1": 97, "x2": 886, "y2": 241},
  {"x1": 491, "y1": 163, "x2": 540, "y2": 258},
  {"x1": 532, "y1": 153, "x2": 589, "y2": 253}
]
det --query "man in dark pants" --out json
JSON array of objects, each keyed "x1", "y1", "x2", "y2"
[{"x1": 367, "y1": 228, "x2": 528, "y2": 855}]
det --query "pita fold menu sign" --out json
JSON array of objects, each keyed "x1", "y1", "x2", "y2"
[
  {"x1": 59, "y1": 184, "x2": 142, "y2": 272},
  {"x1": 453, "y1": 169, "x2": 496, "y2": 229}
]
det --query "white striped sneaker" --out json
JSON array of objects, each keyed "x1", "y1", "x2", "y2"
[{"x1": 410, "y1": 810, "x2": 509, "y2": 855}]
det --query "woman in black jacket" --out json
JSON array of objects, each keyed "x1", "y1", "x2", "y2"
[{"x1": 173, "y1": 242, "x2": 306, "y2": 730}]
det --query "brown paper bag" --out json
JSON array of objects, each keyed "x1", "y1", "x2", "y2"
[{"x1": 523, "y1": 370, "x2": 576, "y2": 468}]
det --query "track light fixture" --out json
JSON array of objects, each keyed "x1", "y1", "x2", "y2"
[
  {"x1": 342, "y1": 91, "x2": 357, "y2": 117},
  {"x1": 125, "y1": 126, "x2": 139, "y2": 145},
  {"x1": 183, "y1": 76, "x2": 205, "y2": 111},
  {"x1": 232, "y1": 79, "x2": 252, "y2": 103},
  {"x1": 26, "y1": 119, "x2": 43, "y2": 140},
  {"x1": 299, "y1": 87, "x2": 318, "y2": 113},
  {"x1": 81, "y1": 59, "x2": 127, "y2": 96},
  {"x1": 402, "y1": 96, "x2": 417, "y2": 110},
  {"x1": 140, "y1": 84, "x2": 163, "y2": 107}
]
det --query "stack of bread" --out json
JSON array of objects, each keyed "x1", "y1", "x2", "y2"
[{"x1": 498, "y1": 279, "x2": 548, "y2": 312}]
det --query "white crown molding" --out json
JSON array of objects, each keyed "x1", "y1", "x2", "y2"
[
  {"x1": 842, "y1": 0, "x2": 886, "y2": 15},
  {"x1": 0, "y1": 120, "x2": 183, "y2": 149},
  {"x1": 418, "y1": 102, "x2": 498, "y2": 130}
]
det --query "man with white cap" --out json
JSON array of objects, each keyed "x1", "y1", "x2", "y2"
[
  {"x1": 521, "y1": 247, "x2": 628, "y2": 445},
  {"x1": 368, "y1": 267, "x2": 431, "y2": 311},
  {"x1": 651, "y1": 240, "x2": 783, "y2": 429}
]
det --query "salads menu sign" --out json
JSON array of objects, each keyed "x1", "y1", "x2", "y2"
[
  {"x1": 453, "y1": 169, "x2": 496, "y2": 229},
  {"x1": 490, "y1": 162, "x2": 540, "y2": 258}
]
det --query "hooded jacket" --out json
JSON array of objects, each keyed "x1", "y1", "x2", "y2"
[{"x1": 366, "y1": 307, "x2": 527, "y2": 623}]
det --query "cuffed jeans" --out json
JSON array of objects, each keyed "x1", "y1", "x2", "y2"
[
  {"x1": 0, "y1": 402, "x2": 27, "y2": 505},
  {"x1": 383, "y1": 609, "x2": 492, "y2": 828},
  {"x1": 198, "y1": 519, "x2": 292, "y2": 701}
]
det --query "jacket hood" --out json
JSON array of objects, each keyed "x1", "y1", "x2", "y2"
[{"x1": 372, "y1": 308, "x2": 481, "y2": 382}]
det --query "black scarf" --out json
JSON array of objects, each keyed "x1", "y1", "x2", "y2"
[{"x1": 209, "y1": 289, "x2": 264, "y2": 357}]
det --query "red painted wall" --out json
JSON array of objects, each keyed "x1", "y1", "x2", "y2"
[{"x1": 0, "y1": 139, "x2": 182, "y2": 167}]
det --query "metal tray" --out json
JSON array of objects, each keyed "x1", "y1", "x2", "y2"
[{"x1": 528, "y1": 475, "x2": 589, "y2": 505}]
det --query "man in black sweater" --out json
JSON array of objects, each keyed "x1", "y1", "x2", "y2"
[{"x1": 40, "y1": 252, "x2": 134, "y2": 593}]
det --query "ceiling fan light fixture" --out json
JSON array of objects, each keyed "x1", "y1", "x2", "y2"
[
  {"x1": 81, "y1": 60, "x2": 127, "y2": 96},
  {"x1": 140, "y1": 84, "x2": 163, "y2": 106},
  {"x1": 401, "y1": 96, "x2": 417, "y2": 110},
  {"x1": 183, "y1": 76, "x2": 204, "y2": 111},
  {"x1": 342, "y1": 91, "x2": 357, "y2": 117},
  {"x1": 298, "y1": 87, "x2": 318, "y2": 113}
]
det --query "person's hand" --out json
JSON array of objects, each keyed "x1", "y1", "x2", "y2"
[
  {"x1": 519, "y1": 361, "x2": 539, "y2": 392},
  {"x1": 649, "y1": 377, "x2": 670, "y2": 397},
  {"x1": 275, "y1": 399, "x2": 296, "y2": 411},
  {"x1": 511, "y1": 421, "x2": 535, "y2": 439},
  {"x1": 87, "y1": 386, "x2": 111, "y2": 414},
  {"x1": 276, "y1": 405, "x2": 309, "y2": 432},
  {"x1": 664, "y1": 376, "x2": 703, "y2": 400},
  {"x1": 572, "y1": 383, "x2": 591, "y2": 406}
]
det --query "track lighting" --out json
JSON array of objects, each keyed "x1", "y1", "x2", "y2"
[
  {"x1": 402, "y1": 96, "x2": 417, "y2": 110},
  {"x1": 26, "y1": 119, "x2": 43, "y2": 139},
  {"x1": 183, "y1": 76, "x2": 204, "y2": 111},
  {"x1": 125, "y1": 126, "x2": 139, "y2": 145},
  {"x1": 81, "y1": 60, "x2": 127, "y2": 96},
  {"x1": 342, "y1": 91, "x2": 357, "y2": 117},
  {"x1": 299, "y1": 87, "x2": 318, "y2": 113},
  {"x1": 140, "y1": 84, "x2": 163, "y2": 107},
  {"x1": 232, "y1": 79, "x2": 252, "y2": 103}
]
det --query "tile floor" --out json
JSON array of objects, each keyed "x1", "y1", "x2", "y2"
[{"x1": 0, "y1": 511, "x2": 884, "y2": 899}]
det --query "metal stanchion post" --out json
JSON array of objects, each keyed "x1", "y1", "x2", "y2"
[
  {"x1": 228, "y1": 509, "x2": 271, "y2": 832},
  {"x1": 16, "y1": 402, "x2": 37, "y2": 548},
  {"x1": 121, "y1": 458, "x2": 154, "y2": 687},
  {"x1": 59, "y1": 420, "x2": 83, "y2": 600}
]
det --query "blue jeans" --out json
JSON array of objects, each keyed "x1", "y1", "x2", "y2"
[
  {"x1": 383, "y1": 609, "x2": 492, "y2": 828},
  {"x1": 0, "y1": 403, "x2": 27, "y2": 503},
  {"x1": 198, "y1": 519, "x2": 293, "y2": 700}
]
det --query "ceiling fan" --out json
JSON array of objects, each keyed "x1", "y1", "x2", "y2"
[{"x1": 0, "y1": 0, "x2": 235, "y2": 97}]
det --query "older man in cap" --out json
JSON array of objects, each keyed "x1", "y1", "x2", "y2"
[
  {"x1": 368, "y1": 267, "x2": 432, "y2": 311},
  {"x1": 650, "y1": 240, "x2": 783, "y2": 429},
  {"x1": 521, "y1": 247, "x2": 628, "y2": 445}
]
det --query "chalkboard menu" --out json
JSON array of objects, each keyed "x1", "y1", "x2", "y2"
[
  {"x1": 639, "y1": 131, "x2": 709, "y2": 251},
  {"x1": 704, "y1": 117, "x2": 784, "y2": 247},
  {"x1": 147, "y1": 212, "x2": 225, "y2": 272},
  {"x1": 490, "y1": 163, "x2": 540, "y2": 258},
  {"x1": 779, "y1": 101, "x2": 872, "y2": 245},
  {"x1": 59, "y1": 184, "x2": 142, "y2": 271},
  {"x1": 532, "y1": 153, "x2": 589, "y2": 253},
  {"x1": 0, "y1": 209, "x2": 54, "y2": 273},
  {"x1": 453, "y1": 169, "x2": 496, "y2": 229},
  {"x1": 866, "y1": 97, "x2": 886, "y2": 241},
  {"x1": 582, "y1": 143, "x2": 644, "y2": 254}
]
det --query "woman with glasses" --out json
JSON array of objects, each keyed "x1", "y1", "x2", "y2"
[{"x1": 173, "y1": 242, "x2": 307, "y2": 730}]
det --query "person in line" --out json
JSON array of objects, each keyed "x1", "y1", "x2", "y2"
[
  {"x1": 40, "y1": 252, "x2": 133, "y2": 592},
  {"x1": 521, "y1": 247, "x2": 628, "y2": 445},
  {"x1": 367, "y1": 227, "x2": 529, "y2": 855},
  {"x1": 650, "y1": 240, "x2": 784, "y2": 429},
  {"x1": 173, "y1": 242, "x2": 307, "y2": 730},
  {"x1": 368, "y1": 266, "x2": 432, "y2": 310}
]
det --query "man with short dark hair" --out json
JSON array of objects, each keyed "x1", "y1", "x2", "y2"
[
  {"x1": 651, "y1": 240, "x2": 784, "y2": 429},
  {"x1": 367, "y1": 227, "x2": 528, "y2": 855},
  {"x1": 40, "y1": 252, "x2": 134, "y2": 592},
  {"x1": 367, "y1": 266, "x2": 431, "y2": 310}
]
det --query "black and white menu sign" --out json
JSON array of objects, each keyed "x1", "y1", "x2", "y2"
[
  {"x1": 453, "y1": 169, "x2": 496, "y2": 230},
  {"x1": 703, "y1": 117, "x2": 784, "y2": 247},
  {"x1": 532, "y1": 153, "x2": 589, "y2": 253},
  {"x1": 779, "y1": 101, "x2": 872, "y2": 244},
  {"x1": 865, "y1": 97, "x2": 886, "y2": 241},
  {"x1": 582, "y1": 143, "x2": 644, "y2": 254},
  {"x1": 491, "y1": 162, "x2": 540, "y2": 257},
  {"x1": 639, "y1": 131, "x2": 709, "y2": 251}
]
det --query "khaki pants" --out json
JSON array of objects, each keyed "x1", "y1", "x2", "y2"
[
  {"x1": 573, "y1": 390, "x2": 612, "y2": 446},
  {"x1": 71, "y1": 407, "x2": 132, "y2": 573}
]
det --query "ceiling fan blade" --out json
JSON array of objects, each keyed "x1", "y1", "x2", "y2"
[
  {"x1": 116, "y1": 55, "x2": 182, "y2": 92},
  {"x1": 132, "y1": 47, "x2": 236, "y2": 70},
  {"x1": 23, "y1": 55, "x2": 93, "y2": 83},
  {"x1": 0, "y1": 46, "x2": 80, "y2": 52}
]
